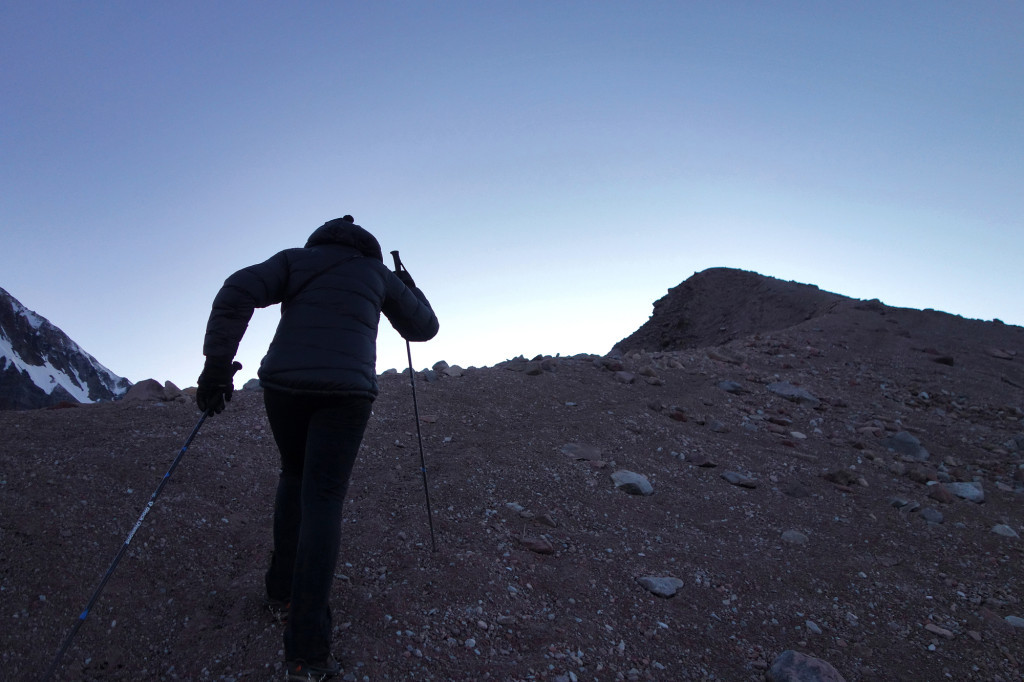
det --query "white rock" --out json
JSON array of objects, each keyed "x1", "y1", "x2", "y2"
[{"x1": 611, "y1": 470, "x2": 654, "y2": 495}]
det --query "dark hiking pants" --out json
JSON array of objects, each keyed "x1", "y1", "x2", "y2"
[{"x1": 262, "y1": 388, "x2": 373, "y2": 663}]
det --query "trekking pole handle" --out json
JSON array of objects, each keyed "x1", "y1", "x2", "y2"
[{"x1": 390, "y1": 250, "x2": 404, "y2": 272}]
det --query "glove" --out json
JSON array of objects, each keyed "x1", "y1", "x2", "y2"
[
  {"x1": 197, "y1": 357, "x2": 242, "y2": 415},
  {"x1": 395, "y1": 269, "x2": 416, "y2": 288}
]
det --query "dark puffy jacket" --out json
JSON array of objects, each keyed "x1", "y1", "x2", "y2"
[{"x1": 202, "y1": 219, "x2": 439, "y2": 399}]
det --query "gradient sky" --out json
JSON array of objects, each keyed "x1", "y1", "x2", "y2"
[{"x1": 2, "y1": 2, "x2": 1021, "y2": 390}]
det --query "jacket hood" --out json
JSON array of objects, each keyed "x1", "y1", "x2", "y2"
[{"x1": 305, "y1": 219, "x2": 384, "y2": 262}]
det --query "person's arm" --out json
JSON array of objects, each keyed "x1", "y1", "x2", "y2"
[
  {"x1": 381, "y1": 268, "x2": 439, "y2": 342},
  {"x1": 197, "y1": 251, "x2": 290, "y2": 414},
  {"x1": 202, "y1": 250, "x2": 291, "y2": 358}
]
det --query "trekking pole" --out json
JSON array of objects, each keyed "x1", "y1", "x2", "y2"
[
  {"x1": 43, "y1": 363, "x2": 240, "y2": 681},
  {"x1": 391, "y1": 250, "x2": 437, "y2": 553}
]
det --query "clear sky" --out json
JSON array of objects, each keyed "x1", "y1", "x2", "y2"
[{"x1": 2, "y1": 1, "x2": 1021, "y2": 390}]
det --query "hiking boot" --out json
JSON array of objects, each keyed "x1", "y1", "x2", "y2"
[
  {"x1": 284, "y1": 657, "x2": 341, "y2": 680},
  {"x1": 266, "y1": 598, "x2": 290, "y2": 624}
]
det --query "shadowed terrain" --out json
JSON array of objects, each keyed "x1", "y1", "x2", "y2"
[{"x1": 2, "y1": 268, "x2": 1022, "y2": 681}]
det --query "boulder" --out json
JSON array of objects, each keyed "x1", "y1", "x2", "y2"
[
  {"x1": 123, "y1": 379, "x2": 168, "y2": 402},
  {"x1": 162, "y1": 381, "x2": 182, "y2": 399}
]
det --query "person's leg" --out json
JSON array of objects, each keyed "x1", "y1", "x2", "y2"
[
  {"x1": 285, "y1": 396, "x2": 372, "y2": 663},
  {"x1": 263, "y1": 389, "x2": 310, "y2": 603}
]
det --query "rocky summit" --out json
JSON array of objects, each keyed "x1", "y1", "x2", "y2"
[{"x1": 1, "y1": 267, "x2": 1022, "y2": 681}]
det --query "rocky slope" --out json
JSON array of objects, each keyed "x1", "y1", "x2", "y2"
[
  {"x1": 0, "y1": 287, "x2": 131, "y2": 410},
  {"x1": 1, "y1": 268, "x2": 1022, "y2": 681}
]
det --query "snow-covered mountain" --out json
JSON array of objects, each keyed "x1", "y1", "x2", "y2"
[{"x1": 0, "y1": 287, "x2": 131, "y2": 410}]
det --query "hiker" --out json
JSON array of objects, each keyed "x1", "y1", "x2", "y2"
[{"x1": 196, "y1": 215, "x2": 439, "y2": 680}]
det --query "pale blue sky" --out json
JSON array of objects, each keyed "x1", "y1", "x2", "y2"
[{"x1": 2, "y1": 2, "x2": 1021, "y2": 389}]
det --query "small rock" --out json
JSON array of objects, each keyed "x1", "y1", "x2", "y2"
[
  {"x1": 721, "y1": 471, "x2": 757, "y2": 488},
  {"x1": 561, "y1": 443, "x2": 602, "y2": 461},
  {"x1": 637, "y1": 576, "x2": 684, "y2": 598},
  {"x1": 1006, "y1": 616, "x2": 1024, "y2": 628},
  {"x1": 947, "y1": 481, "x2": 985, "y2": 503},
  {"x1": 611, "y1": 470, "x2": 654, "y2": 495},
  {"x1": 919, "y1": 507, "x2": 944, "y2": 524},
  {"x1": 890, "y1": 497, "x2": 920, "y2": 512},
  {"x1": 687, "y1": 453, "x2": 717, "y2": 468},
  {"x1": 925, "y1": 623, "x2": 954, "y2": 639},
  {"x1": 908, "y1": 467, "x2": 937, "y2": 484},
  {"x1": 927, "y1": 485, "x2": 955, "y2": 504},
  {"x1": 884, "y1": 431, "x2": 929, "y2": 461},
  {"x1": 824, "y1": 470, "x2": 859, "y2": 487},
  {"x1": 717, "y1": 380, "x2": 745, "y2": 394},
  {"x1": 781, "y1": 530, "x2": 808, "y2": 545},
  {"x1": 614, "y1": 371, "x2": 636, "y2": 384},
  {"x1": 767, "y1": 650, "x2": 847, "y2": 682},
  {"x1": 519, "y1": 536, "x2": 554, "y2": 554},
  {"x1": 782, "y1": 481, "x2": 812, "y2": 498},
  {"x1": 991, "y1": 524, "x2": 1019, "y2": 538},
  {"x1": 767, "y1": 382, "x2": 821, "y2": 406},
  {"x1": 805, "y1": 620, "x2": 823, "y2": 635},
  {"x1": 535, "y1": 513, "x2": 557, "y2": 528}
]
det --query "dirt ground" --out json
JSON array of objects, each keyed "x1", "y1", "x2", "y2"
[{"x1": 2, "y1": 269, "x2": 1023, "y2": 681}]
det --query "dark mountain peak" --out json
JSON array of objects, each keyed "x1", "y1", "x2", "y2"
[
  {"x1": 0, "y1": 287, "x2": 131, "y2": 410},
  {"x1": 615, "y1": 267, "x2": 852, "y2": 353}
]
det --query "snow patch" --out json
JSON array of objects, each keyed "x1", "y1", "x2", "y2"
[
  {"x1": 7, "y1": 296, "x2": 46, "y2": 330},
  {"x1": 23, "y1": 309, "x2": 45, "y2": 330},
  {"x1": 0, "y1": 333, "x2": 93, "y2": 403}
]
